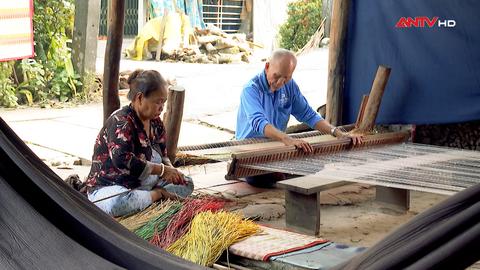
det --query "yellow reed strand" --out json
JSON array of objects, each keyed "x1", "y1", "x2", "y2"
[
  {"x1": 118, "y1": 200, "x2": 176, "y2": 231},
  {"x1": 167, "y1": 211, "x2": 259, "y2": 266}
]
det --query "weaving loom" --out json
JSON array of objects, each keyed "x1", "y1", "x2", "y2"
[
  {"x1": 179, "y1": 128, "x2": 480, "y2": 236},
  {"x1": 179, "y1": 126, "x2": 480, "y2": 195},
  {"x1": 230, "y1": 135, "x2": 480, "y2": 195}
]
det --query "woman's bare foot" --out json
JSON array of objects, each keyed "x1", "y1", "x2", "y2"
[{"x1": 150, "y1": 187, "x2": 183, "y2": 202}]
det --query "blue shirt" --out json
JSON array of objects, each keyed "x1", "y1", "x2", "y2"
[{"x1": 236, "y1": 71, "x2": 323, "y2": 139}]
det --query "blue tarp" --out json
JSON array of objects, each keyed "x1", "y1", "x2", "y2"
[
  {"x1": 344, "y1": 0, "x2": 480, "y2": 125},
  {"x1": 149, "y1": 0, "x2": 205, "y2": 28}
]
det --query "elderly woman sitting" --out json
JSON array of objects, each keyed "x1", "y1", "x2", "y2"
[{"x1": 83, "y1": 69, "x2": 193, "y2": 217}]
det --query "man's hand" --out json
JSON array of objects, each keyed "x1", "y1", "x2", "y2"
[
  {"x1": 162, "y1": 166, "x2": 187, "y2": 185},
  {"x1": 337, "y1": 132, "x2": 364, "y2": 146},
  {"x1": 264, "y1": 124, "x2": 313, "y2": 153},
  {"x1": 282, "y1": 136, "x2": 313, "y2": 153}
]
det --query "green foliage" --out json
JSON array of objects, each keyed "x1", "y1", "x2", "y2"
[
  {"x1": 33, "y1": 0, "x2": 81, "y2": 103},
  {"x1": 279, "y1": 0, "x2": 323, "y2": 52},
  {"x1": 18, "y1": 59, "x2": 47, "y2": 102},
  {"x1": 34, "y1": 0, "x2": 74, "y2": 62},
  {"x1": 0, "y1": 0, "x2": 86, "y2": 108},
  {"x1": 0, "y1": 62, "x2": 18, "y2": 107}
]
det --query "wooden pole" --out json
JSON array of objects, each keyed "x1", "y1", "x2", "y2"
[
  {"x1": 155, "y1": 15, "x2": 168, "y2": 61},
  {"x1": 326, "y1": 0, "x2": 350, "y2": 126},
  {"x1": 102, "y1": 0, "x2": 125, "y2": 123},
  {"x1": 355, "y1": 95, "x2": 369, "y2": 128},
  {"x1": 357, "y1": 65, "x2": 391, "y2": 132},
  {"x1": 163, "y1": 85, "x2": 185, "y2": 164},
  {"x1": 322, "y1": 0, "x2": 333, "y2": 38}
]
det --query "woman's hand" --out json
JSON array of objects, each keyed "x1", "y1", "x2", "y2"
[{"x1": 162, "y1": 166, "x2": 187, "y2": 185}]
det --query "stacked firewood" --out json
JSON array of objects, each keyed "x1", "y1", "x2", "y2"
[
  {"x1": 125, "y1": 12, "x2": 256, "y2": 64},
  {"x1": 161, "y1": 27, "x2": 253, "y2": 64}
]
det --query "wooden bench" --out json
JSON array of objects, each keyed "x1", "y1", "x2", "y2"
[{"x1": 277, "y1": 176, "x2": 410, "y2": 236}]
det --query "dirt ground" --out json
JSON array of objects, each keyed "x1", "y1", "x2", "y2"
[{"x1": 234, "y1": 185, "x2": 447, "y2": 248}]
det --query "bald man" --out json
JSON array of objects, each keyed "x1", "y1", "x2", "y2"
[{"x1": 236, "y1": 49, "x2": 362, "y2": 187}]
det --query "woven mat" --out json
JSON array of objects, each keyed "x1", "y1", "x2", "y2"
[{"x1": 229, "y1": 226, "x2": 328, "y2": 261}]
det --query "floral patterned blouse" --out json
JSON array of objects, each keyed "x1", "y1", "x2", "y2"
[{"x1": 84, "y1": 105, "x2": 167, "y2": 192}]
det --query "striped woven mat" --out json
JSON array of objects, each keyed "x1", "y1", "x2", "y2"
[{"x1": 229, "y1": 226, "x2": 329, "y2": 261}]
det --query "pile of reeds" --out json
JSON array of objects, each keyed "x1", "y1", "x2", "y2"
[
  {"x1": 167, "y1": 211, "x2": 260, "y2": 266},
  {"x1": 119, "y1": 200, "x2": 183, "y2": 241},
  {"x1": 117, "y1": 195, "x2": 260, "y2": 266},
  {"x1": 151, "y1": 197, "x2": 226, "y2": 248},
  {"x1": 118, "y1": 200, "x2": 178, "y2": 232}
]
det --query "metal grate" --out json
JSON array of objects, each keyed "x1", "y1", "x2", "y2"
[
  {"x1": 99, "y1": 0, "x2": 138, "y2": 37},
  {"x1": 202, "y1": 0, "x2": 244, "y2": 33},
  {"x1": 98, "y1": 0, "x2": 108, "y2": 36}
]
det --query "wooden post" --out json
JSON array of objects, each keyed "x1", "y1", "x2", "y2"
[
  {"x1": 376, "y1": 186, "x2": 410, "y2": 211},
  {"x1": 155, "y1": 15, "x2": 168, "y2": 61},
  {"x1": 285, "y1": 191, "x2": 321, "y2": 236},
  {"x1": 163, "y1": 85, "x2": 185, "y2": 164},
  {"x1": 357, "y1": 65, "x2": 391, "y2": 132},
  {"x1": 322, "y1": 0, "x2": 333, "y2": 38},
  {"x1": 102, "y1": 0, "x2": 125, "y2": 123},
  {"x1": 355, "y1": 95, "x2": 369, "y2": 128},
  {"x1": 326, "y1": 0, "x2": 350, "y2": 126}
]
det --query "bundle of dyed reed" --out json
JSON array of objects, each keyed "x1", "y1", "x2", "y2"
[
  {"x1": 152, "y1": 197, "x2": 226, "y2": 248},
  {"x1": 134, "y1": 201, "x2": 183, "y2": 241},
  {"x1": 167, "y1": 211, "x2": 260, "y2": 266},
  {"x1": 118, "y1": 200, "x2": 176, "y2": 231}
]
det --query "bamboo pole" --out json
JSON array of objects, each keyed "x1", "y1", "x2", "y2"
[
  {"x1": 102, "y1": 0, "x2": 125, "y2": 123},
  {"x1": 357, "y1": 65, "x2": 391, "y2": 132},
  {"x1": 326, "y1": 0, "x2": 351, "y2": 126},
  {"x1": 163, "y1": 85, "x2": 185, "y2": 164}
]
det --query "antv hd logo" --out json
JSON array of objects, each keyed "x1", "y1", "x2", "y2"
[{"x1": 395, "y1": 16, "x2": 456, "y2": 28}]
